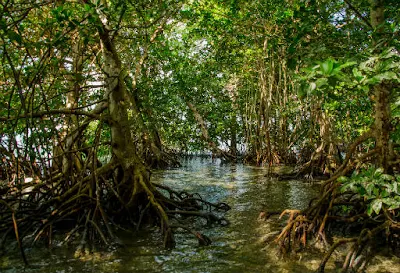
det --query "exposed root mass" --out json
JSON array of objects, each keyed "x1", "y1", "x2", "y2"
[
  {"x1": 269, "y1": 129, "x2": 400, "y2": 272},
  {"x1": 0, "y1": 157, "x2": 230, "y2": 264}
]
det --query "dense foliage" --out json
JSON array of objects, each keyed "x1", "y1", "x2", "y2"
[{"x1": 0, "y1": 0, "x2": 399, "y2": 271}]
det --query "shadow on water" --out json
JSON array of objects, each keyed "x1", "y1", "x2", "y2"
[{"x1": 0, "y1": 158, "x2": 343, "y2": 272}]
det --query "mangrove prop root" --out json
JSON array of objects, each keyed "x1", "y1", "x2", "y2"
[
  {"x1": 273, "y1": 129, "x2": 399, "y2": 272},
  {"x1": 0, "y1": 200, "x2": 28, "y2": 265},
  {"x1": 317, "y1": 238, "x2": 357, "y2": 273},
  {"x1": 153, "y1": 182, "x2": 231, "y2": 212},
  {"x1": 0, "y1": 161, "x2": 230, "y2": 260}
]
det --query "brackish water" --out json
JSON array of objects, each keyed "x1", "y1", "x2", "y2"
[{"x1": 1, "y1": 158, "x2": 399, "y2": 272}]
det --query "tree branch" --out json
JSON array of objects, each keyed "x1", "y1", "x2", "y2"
[
  {"x1": 0, "y1": 104, "x2": 108, "y2": 122},
  {"x1": 343, "y1": 0, "x2": 373, "y2": 29}
]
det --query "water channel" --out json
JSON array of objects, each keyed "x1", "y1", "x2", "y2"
[{"x1": 1, "y1": 158, "x2": 399, "y2": 272}]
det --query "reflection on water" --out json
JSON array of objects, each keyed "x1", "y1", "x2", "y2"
[{"x1": 1, "y1": 158, "x2": 322, "y2": 273}]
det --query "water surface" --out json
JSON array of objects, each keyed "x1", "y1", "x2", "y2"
[{"x1": 0, "y1": 158, "x2": 338, "y2": 273}]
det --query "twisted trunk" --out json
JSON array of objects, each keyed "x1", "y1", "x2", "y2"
[{"x1": 94, "y1": 3, "x2": 175, "y2": 246}]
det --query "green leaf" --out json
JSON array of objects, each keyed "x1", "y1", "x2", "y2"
[
  {"x1": 380, "y1": 47, "x2": 397, "y2": 59},
  {"x1": 374, "y1": 72, "x2": 399, "y2": 82},
  {"x1": 371, "y1": 199, "x2": 382, "y2": 215},
  {"x1": 365, "y1": 77, "x2": 380, "y2": 85},
  {"x1": 309, "y1": 82, "x2": 317, "y2": 93},
  {"x1": 365, "y1": 183, "x2": 375, "y2": 196},
  {"x1": 7, "y1": 30, "x2": 22, "y2": 44},
  {"x1": 337, "y1": 176, "x2": 348, "y2": 183},
  {"x1": 367, "y1": 204, "x2": 373, "y2": 216},
  {"x1": 360, "y1": 57, "x2": 378, "y2": 72},
  {"x1": 339, "y1": 61, "x2": 357, "y2": 70},
  {"x1": 360, "y1": 85, "x2": 370, "y2": 93},
  {"x1": 320, "y1": 59, "x2": 334, "y2": 76},
  {"x1": 84, "y1": 4, "x2": 92, "y2": 11},
  {"x1": 384, "y1": 62, "x2": 400, "y2": 71},
  {"x1": 393, "y1": 182, "x2": 398, "y2": 194},
  {"x1": 381, "y1": 174, "x2": 394, "y2": 181},
  {"x1": 374, "y1": 168, "x2": 384, "y2": 176},
  {"x1": 353, "y1": 68, "x2": 364, "y2": 82},
  {"x1": 358, "y1": 187, "x2": 366, "y2": 196},
  {"x1": 381, "y1": 189, "x2": 389, "y2": 198},
  {"x1": 0, "y1": 19, "x2": 6, "y2": 31},
  {"x1": 315, "y1": 78, "x2": 328, "y2": 88}
]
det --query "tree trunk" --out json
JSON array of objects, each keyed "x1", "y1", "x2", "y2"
[
  {"x1": 62, "y1": 39, "x2": 84, "y2": 175},
  {"x1": 51, "y1": 38, "x2": 84, "y2": 176},
  {"x1": 90, "y1": 3, "x2": 175, "y2": 246},
  {"x1": 370, "y1": 0, "x2": 393, "y2": 173}
]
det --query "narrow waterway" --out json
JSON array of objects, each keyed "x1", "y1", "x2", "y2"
[{"x1": 3, "y1": 158, "x2": 396, "y2": 273}]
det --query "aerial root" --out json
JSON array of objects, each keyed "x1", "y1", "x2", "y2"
[
  {"x1": 275, "y1": 212, "x2": 311, "y2": 254},
  {"x1": 317, "y1": 221, "x2": 391, "y2": 273}
]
